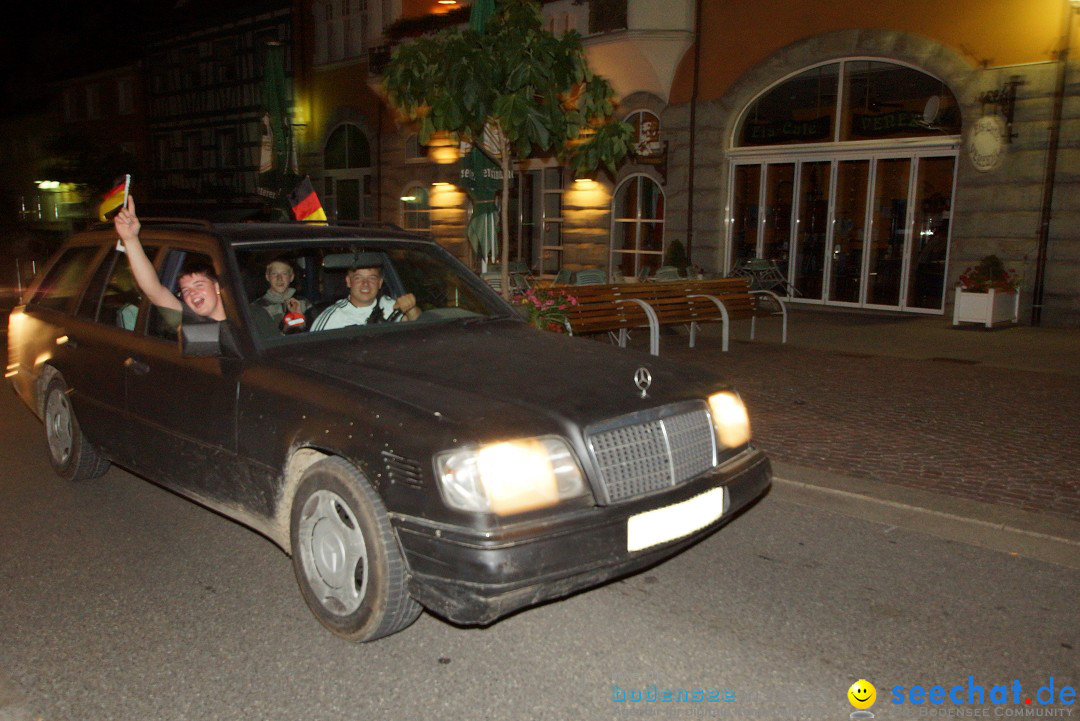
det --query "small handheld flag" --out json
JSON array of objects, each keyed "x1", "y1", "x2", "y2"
[
  {"x1": 99, "y1": 174, "x2": 130, "y2": 221},
  {"x1": 288, "y1": 176, "x2": 328, "y2": 224}
]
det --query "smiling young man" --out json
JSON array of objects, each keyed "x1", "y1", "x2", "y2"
[
  {"x1": 250, "y1": 259, "x2": 311, "y2": 336},
  {"x1": 253, "y1": 259, "x2": 310, "y2": 322},
  {"x1": 114, "y1": 197, "x2": 227, "y2": 323},
  {"x1": 310, "y1": 264, "x2": 420, "y2": 331}
]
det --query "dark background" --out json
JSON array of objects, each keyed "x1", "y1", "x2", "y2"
[{"x1": 0, "y1": 0, "x2": 172, "y2": 114}]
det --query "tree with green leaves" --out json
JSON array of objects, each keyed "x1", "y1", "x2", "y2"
[{"x1": 382, "y1": 0, "x2": 631, "y2": 296}]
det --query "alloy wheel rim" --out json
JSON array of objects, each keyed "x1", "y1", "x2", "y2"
[
  {"x1": 298, "y1": 489, "x2": 368, "y2": 615},
  {"x1": 45, "y1": 391, "x2": 73, "y2": 466}
]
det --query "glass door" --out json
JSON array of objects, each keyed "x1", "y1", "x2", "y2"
[
  {"x1": 730, "y1": 164, "x2": 761, "y2": 266},
  {"x1": 761, "y1": 163, "x2": 795, "y2": 266},
  {"x1": 792, "y1": 161, "x2": 831, "y2": 300},
  {"x1": 905, "y1": 156, "x2": 955, "y2": 310},
  {"x1": 729, "y1": 150, "x2": 954, "y2": 312},
  {"x1": 611, "y1": 175, "x2": 665, "y2": 279},
  {"x1": 828, "y1": 159, "x2": 869, "y2": 303},
  {"x1": 865, "y1": 157, "x2": 912, "y2": 307},
  {"x1": 507, "y1": 170, "x2": 537, "y2": 268}
]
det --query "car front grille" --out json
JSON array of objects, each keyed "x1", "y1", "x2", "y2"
[{"x1": 586, "y1": 403, "x2": 718, "y2": 504}]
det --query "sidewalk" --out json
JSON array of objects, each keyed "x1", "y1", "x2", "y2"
[{"x1": 656, "y1": 307, "x2": 1080, "y2": 568}]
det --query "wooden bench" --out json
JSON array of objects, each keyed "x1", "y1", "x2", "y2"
[
  {"x1": 559, "y1": 284, "x2": 657, "y2": 350},
  {"x1": 562, "y1": 277, "x2": 787, "y2": 355}
]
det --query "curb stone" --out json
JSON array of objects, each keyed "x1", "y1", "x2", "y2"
[{"x1": 769, "y1": 461, "x2": 1080, "y2": 570}]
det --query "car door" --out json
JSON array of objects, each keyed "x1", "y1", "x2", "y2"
[
  {"x1": 121, "y1": 244, "x2": 243, "y2": 502},
  {"x1": 63, "y1": 246, "x2": 158, "y2": 463}
]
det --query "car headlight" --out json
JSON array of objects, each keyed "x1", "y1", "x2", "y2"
[
  {"x1": 435, "y1": 436, "x2": 588, "y2": 515},
  {"x1": 708, "y1": 391, "x2": 751, "y2": 448}
]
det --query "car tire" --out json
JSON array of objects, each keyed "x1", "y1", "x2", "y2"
[
  {"x1": 290, "y1": 457, "x2": 422, "y2": 642},
  {"x1": 43, "y1": 378, "x2": 111, "y2": 482}
]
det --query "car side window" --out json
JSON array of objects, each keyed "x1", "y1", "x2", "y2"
[
  {"x1": 74, "y1": 252, "x2": 116, "y2": 322},
  {"x1": 28, "y1": 247, "x2": 101, "y2": 312},
  {"x1": 74, "y1": 248, "x2": 156, "y2": 330},
  {"x1": 147, "y1": 249, "x2": 216, "y2": 342}
]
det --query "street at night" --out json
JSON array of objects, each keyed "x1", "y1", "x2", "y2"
[{"x1": 2, "y1": 318, "x2": 1078, "y2": 720}]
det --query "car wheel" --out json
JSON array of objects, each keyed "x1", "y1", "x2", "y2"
[
  {"x1": 43, "y1": 378, "x2": 110, "y2": 481},
  {"x1": 290, "y1": 457, "x2": 422, "y2": 642}
]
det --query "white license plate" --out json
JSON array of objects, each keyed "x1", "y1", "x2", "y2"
[{"x1": 626, "y1": 486, "x2": 728, "y2": 553}]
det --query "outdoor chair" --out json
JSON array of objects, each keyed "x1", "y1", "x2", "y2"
[
  {"x1": 575, "y1": 269, "x2": 607, "y2": 286},
  {"x1": 654, "y1": 266, "x2": 683, "y2": 282},
  {"x1": 730, "y1": 258, "x2": 800, "y2": 296}
]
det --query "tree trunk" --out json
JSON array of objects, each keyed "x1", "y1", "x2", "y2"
[{"x1": 499, "y1": 133, "x2": 512, "y2": 301}]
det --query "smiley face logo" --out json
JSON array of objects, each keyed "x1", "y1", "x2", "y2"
[{"x1": 848, "y1": 679, "x2": 877, "y2": 710}]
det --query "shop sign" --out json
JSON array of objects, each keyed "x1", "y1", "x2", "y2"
[
  {"x1": 742, "y1": 116, "x2": 831, "y2": 145},
  {"x1": 851, "y1": 111, "x2": 924, "y2": 136}
]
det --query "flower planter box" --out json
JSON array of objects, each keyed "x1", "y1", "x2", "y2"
[{"x1": 952, "y1": 287, "x2": 1019, "y2": 328}]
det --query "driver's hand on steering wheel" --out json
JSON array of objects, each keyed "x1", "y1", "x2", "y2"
[{"x1": 394, "y1": 293, "x2": 421, "y2": 321}]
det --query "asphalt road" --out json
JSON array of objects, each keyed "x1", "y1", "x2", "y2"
[{"x1": 1, "y1": 388, "x2": 1077, "y2": 721}]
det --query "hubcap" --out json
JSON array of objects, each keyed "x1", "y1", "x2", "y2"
[
  {"x1": 298, "y1": 490, "x2": 368, "y2": 615},
  {"x1": 45, "y1": 390, "x2": 73, "y2": 466}
]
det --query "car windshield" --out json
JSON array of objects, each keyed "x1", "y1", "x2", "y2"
[{"x1": 235, "y1": 240, "x2": 512, "y2": 347}]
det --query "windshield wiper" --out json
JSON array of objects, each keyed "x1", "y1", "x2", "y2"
[{"x1": 459, "y1": 315, "x2": 509, "y2": 326}]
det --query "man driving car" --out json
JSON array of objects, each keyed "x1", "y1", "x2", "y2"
[{"x1": 310, "y1": 263, "x2": 420, "y2": 331}]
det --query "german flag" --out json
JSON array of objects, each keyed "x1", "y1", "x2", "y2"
[
  {"x1": 288, "y1": 176, "x2": 327, "y2": 224},
  {"x1": 98, "y1": 176, "x2": 129, "y2": 221}
]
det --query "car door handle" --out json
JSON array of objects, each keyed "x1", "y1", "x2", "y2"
[{"x1": 123, "y1": 357, "x2": 150, "y2": 376}]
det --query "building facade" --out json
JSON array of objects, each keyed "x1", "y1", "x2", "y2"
[
  {"x1": 142, "y1": 1, "x2": 294, "y2": 203},
  {"x1": 660, "y1": 0, "x2": 1079, "y2": 326},
  {"x1": 295, "y1": 0, "x2": 1079, "y2": 326},
  {"x1": 3, "y1": 0, "x2": 1075, "y2": 326}
]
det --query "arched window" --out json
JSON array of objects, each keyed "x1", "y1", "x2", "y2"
[
  {"x1": 736, "y1": 60, "x2": 960, "y2": 147},
  {"x1": 400, "y1": 185, "x2": 430, "y2": 230},
  {"x1": 323, "y1": 123, "x2": 373, "y2": 221},
  {"x1": 728, "y1": 59, "x2": 960, "y2": 313},
  {"x1": 611, "y1": 174, "x2": 664, "y2": 279}
]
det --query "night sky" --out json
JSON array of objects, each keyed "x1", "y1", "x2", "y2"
[{"x1": 0, "y1": 0, "x2": 172, "y2": 114}]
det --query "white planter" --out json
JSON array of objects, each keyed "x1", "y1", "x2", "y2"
[{"x1": 952, "y1": 287, "x2": 1019, "y2": 328}]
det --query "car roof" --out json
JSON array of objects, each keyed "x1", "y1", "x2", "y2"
[
  {"x1": 83, "y1": 220, "x2": 431, "y2": 248},
  {"x1": 212, "y1": 222, "x2": 428, "y2": 246}
]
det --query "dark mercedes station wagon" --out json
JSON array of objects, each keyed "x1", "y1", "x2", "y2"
[{"x1": 7, "y1": 220, "x2": 771, "y2": 641}]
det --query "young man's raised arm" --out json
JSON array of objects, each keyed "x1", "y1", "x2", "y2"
[{"x1": 114, "y1": 197, "x2": 181, "y2": 312}]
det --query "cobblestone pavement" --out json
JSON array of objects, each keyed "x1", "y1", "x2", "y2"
[{"x1": 657, "y1": 333, "x2": 1080, "y2": 525}]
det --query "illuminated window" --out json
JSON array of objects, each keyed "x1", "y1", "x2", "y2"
[
  {"x1": 404, "y1": 134, "x2": 428, "y2": 163},
  {"x1": 314, "y1": 0, "x2": 369, "y2": 64},
  {"x1": 401, "y1": 185, "x2": 430, "y2": 230},
  {"x1": 324, "y1": 123, "x2": 373, "y2": 220}
]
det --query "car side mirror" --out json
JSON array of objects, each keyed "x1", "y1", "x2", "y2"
[{"x1": 180, "y1": 321, "x2": 225, "y2": 357}]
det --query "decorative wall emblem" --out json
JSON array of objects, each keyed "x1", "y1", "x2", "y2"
[{"x1": 969, "y1": 116, "x2": 1005, "y2": 172}]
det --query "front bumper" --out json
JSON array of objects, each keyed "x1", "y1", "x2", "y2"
[{"x1": 396, "y1": 448, "x2": 771, "y2": 625}]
